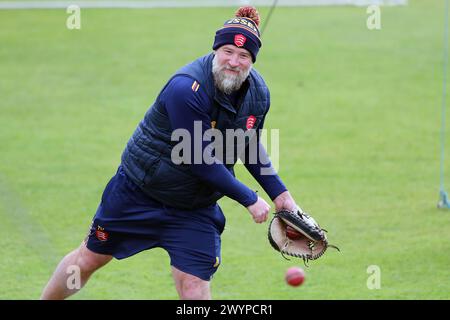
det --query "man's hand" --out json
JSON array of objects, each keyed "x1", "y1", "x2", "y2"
[
  {"x1": 246, "y1": 197, "x2": 271, "y2": 223},
  {"x1": 273, "y1": 191, "x2": 297, "y2": 212}
]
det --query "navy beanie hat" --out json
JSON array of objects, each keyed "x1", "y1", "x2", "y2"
[{"x1": 212, "y1": 6, "x2": 262, "y2": 62}]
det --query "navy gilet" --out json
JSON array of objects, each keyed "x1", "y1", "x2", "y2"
[{"x1": 121, "y1": 53, "x2": 270, "y2": 209}]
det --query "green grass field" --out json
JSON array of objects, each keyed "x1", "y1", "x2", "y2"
[{"x1": 1, "y1": 1, "x2": 450, "y2": 299}]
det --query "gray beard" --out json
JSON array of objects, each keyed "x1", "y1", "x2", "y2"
[{"x1": 212, "y1": 54, "x2": 252, "y2": 95}]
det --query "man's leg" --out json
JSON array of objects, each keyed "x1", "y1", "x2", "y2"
[
  {"x1": 171, "y1": 266, "x2": 211, "y2": 300},
  {"x1": 40, "y1": 242, "x2": 112, "y2": 300}
]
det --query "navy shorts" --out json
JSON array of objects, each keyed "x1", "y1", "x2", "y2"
[{"x1": 85, "y1": 166, "x2": 226, "y2": 281}]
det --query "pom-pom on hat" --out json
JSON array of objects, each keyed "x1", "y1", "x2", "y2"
[{"x1": 212, "y1": 6, "x2": 262, "y2": 62}]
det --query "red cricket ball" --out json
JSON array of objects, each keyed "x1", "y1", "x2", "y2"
[
  {"x1": 285, "y1": 267, "x2": 305, "y2": 287},
  {"x1": 286, "y1": 225, "x2": 302, "y2": 240}
]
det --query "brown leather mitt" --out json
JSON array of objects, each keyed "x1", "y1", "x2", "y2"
[{"x1": 268, "y1": 208, "x2": 339, "y2": 265}]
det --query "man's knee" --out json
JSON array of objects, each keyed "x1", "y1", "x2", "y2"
[
  {"x1": 75, "y1": 245, "x2": 112, "y2": 274},
  {"x1": 180, "y1": 277, "x2": 210, "y2": 300}
]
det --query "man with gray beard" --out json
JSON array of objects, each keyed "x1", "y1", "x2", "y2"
[
  {"x1": 41, "y1": 6, "x2": 299, "y2": 300},
  {"x1": 211, "y1": 47, "x2": 253, "y2": 94}
]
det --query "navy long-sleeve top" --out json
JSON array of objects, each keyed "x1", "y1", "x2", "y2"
[{"x1": 160, "y1": 75, "x2": 287, "y2": 207}]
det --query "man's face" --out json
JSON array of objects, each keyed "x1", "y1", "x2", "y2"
[{"x1": 212, "y1": 44, "x2": 253, "y2": 94}]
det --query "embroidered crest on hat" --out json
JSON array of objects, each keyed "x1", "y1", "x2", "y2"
[{"x1": 234, "y1": 34, "x2": 247, "y2": 47}]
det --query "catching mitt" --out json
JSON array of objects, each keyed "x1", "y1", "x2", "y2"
[{"x1": 268, "y1": 208, "x2": 339, "y2": 265}]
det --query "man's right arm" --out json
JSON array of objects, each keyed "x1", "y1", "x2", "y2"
[{"x1": 161, "y1": 75, "x2": 262, "y2": 209}]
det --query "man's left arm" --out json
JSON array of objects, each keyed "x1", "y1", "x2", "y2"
[{"x1": 242, "y1": 123, "x2": 298, "y2": 212}]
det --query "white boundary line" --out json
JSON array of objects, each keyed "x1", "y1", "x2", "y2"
[{"x1": 0, "y1": 1, "x2": 408, "y2": 10}]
